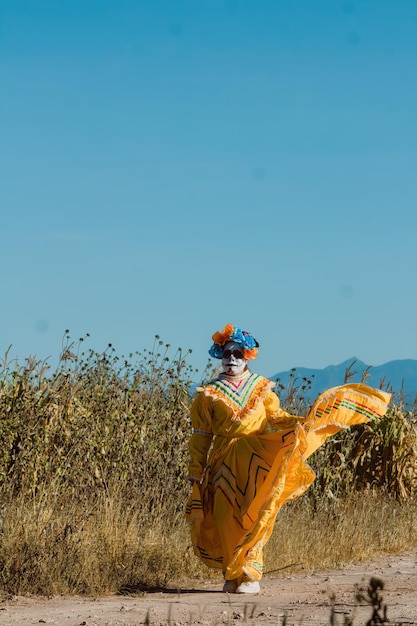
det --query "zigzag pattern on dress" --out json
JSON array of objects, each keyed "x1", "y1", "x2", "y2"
[{"x1": 212, "y1": 451, "x2": 272, "y2": 521}]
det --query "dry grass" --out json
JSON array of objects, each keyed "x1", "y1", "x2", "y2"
[
  {"x1": 266, "y1": 492, "x2": 417, "y2": 576},
  {"x1": 0, "y1": 333, "x2": 416, "y2": 597},
  {"x1": 3, "y1": 489, "x2": 417, "y2": 596},
  {"x1": 0, "y1": 493, "x2": 209, "y2": 595}
]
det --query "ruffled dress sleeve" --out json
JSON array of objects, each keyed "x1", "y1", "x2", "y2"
[
  {"x1": 264, "y1": 389, "x2": 302, "y2": 429},
  {"x1": 188, "y1": 391, "x2": 214, "y2": 480}
]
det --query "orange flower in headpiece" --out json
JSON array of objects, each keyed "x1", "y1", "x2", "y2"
[
  {"x1": 212, "y1": 324, "x2": 234, "y2": 347},
  {"x1": 243, "y1": 347, "x2": 259, "y2": 360}
]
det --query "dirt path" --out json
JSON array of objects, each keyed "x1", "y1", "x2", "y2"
[{"x1": 1, "y1": 552, "x2": 416, "y2": 625}]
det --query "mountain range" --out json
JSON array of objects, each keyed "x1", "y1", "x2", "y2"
[{"x1": 270, "y1": 358, "x2": 417, "y2": 408}]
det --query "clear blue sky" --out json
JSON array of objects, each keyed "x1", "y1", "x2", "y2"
[{"x1": 1, "y1": 0, "x2": 416, "y2": 379}]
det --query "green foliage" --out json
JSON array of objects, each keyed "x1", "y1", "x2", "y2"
[
  {"x1": 0, "y1": 332, "x2": 197, "y2": 522},
  {"x1": 307, "y1": 407, "x2": 417, "y2": 505}
]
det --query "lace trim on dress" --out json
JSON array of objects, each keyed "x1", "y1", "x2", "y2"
[{"x1": 199, "y1": 372, "x2": 274, "y2": 420}]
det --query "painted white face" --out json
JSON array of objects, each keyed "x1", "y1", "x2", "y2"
[{"x1": 221, "y1": 341, "x2": 248, "y2": 376}]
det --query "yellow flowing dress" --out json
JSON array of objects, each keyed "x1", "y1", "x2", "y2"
[{"x1": 185, "y1": 370, "x2": 391, "y2": 582}]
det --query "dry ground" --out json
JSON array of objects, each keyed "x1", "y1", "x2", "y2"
[{"x1": 1, "y1": 552, "x2": 416, "y2": 626}]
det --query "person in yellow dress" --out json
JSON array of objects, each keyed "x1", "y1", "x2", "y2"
[{"x1": 186, "y1": 324, "x2": 391, "y2": 594}]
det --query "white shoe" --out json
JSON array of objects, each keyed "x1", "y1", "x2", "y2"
[
  {"x1": 222, "y1": 579, "x2": 238, "y2": 593},
  {"x1": 236, "y1": 579, "x2": 260, "y2": 594}
]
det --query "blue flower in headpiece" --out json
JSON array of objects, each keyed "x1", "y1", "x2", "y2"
[
  {"x1": 209, "y1": 344, "x2": 224, "y2": 359},
  {"x1": 229, "y1": 327, "x2": 245, "y2": 346},
  {"x1": 229, "y1": 327, "x2": 257, "y2": 350},
  {"x1": 242, "y1": 334, "x2": 257, "y2": 349}
]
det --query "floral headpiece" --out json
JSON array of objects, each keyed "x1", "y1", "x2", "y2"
[{"x1": 209, "y1": 324, "x2": 259, "y2": 360}]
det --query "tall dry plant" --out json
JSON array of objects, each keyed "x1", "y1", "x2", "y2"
[
  {"x1": 275, "y1": 360, "x2": 417, "y2": 505},
  {"x1": 307, "y1": 407, "x2": 417, "y2": 505},
  {"x1": 0, "y1": 332, "x2": 196, "y2": 521}
]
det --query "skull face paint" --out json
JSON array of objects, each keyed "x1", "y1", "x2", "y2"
[{"x1": 221, "y1": 341, "x2": 248, "y2": 376}]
